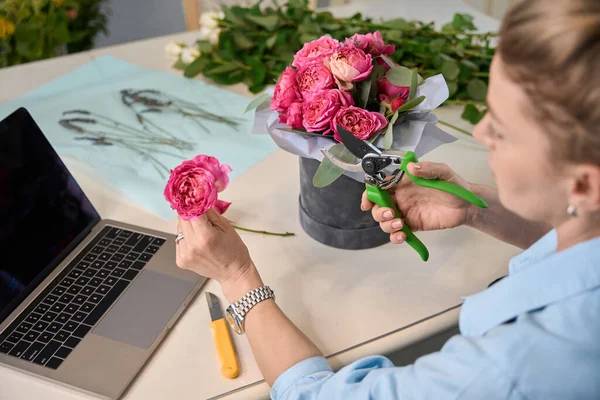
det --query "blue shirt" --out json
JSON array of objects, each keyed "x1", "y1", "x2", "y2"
[{"x1": 271, "y1": 230, "x2": 600, "y2": 399}]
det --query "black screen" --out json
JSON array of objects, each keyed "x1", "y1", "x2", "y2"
[{"x1": 0, "y1": 108, "x2": 100, "y2": 322}]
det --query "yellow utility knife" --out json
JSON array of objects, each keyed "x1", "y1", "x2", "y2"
[{"x1": 206, "y1": 292, "x2": 239, "y2": 379}]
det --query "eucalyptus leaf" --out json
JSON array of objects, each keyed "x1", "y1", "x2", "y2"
[
  {"x1": 467, "y1": 79, "x2": 488, "y2": 101},
  {"x1": 313, "y1": 144, "x2": 356, "y2": 188},
  {"x1": 447, "y1": 81, "x2": 458, "y2": 97},
  {"x1": 184, "y1": 56, "x2": 209, "y2": 78},
  {"x1": 380, "y1": 54, "x2": 395, "y2": 69},
  {"x1": 247, "y1": 57, "x2": 266, "y2": 87},
  {"x1": 461, "y1": 104, "x2": 487, "y2": 124},
  {"x1": 246, "y1": 14, "x2": 281, "y2": 31},
  {"x1": 233, "y1": 32, "x2": 255, "y2": 50},
  {"x1": 409, "y1": 69, "x2": 418, "y2": 101},
  {"x1": 386, "y1": 66, "x2": 412, "y2": 87},
  {"x1": 196, "y1": 40, "x2": 213, "y2": 52},
  {"x1": 206, "y1": 63, "x2": 242, "y2": 75},
  {"x1": 442, "y1": 60, "x2": 460, "y2": 81},
  {"x1": 428, "y1": 38, "x2": 447, "y2": 53},
  {"x1": 383, "y1": 18, "x2": 410, "y2": 29},
  {"x1": 396, "y1": 95, "x2": 425, "y2": 113},
  {"x1": 245, "y1": 92, "x2": 272, "y2": 113},
  {"x1": 357, "y1": 79, "x2": 371, "y2": 108},
  {"x1": 266, "y1": 34, "x2": 278, "y2": 49},
  {"x1": 383, "y1": 111, "x2": 399, "y2": 149}
]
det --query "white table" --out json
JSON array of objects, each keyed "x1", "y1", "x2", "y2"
[{"x1": 0, "y1": 2, "x2": 513, "y2": 399}]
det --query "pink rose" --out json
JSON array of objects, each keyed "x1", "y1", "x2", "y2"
[
  {"x1": 191, "y1": 155, "x2": 232, "y2": 192},
  {"x1": 378, "y1": 76, "x2": 410, "y2": 100},
  {"x1": 271, "y1": 66, "x2": 301, "y2": 114},
  {"x1": 293, "y1": 36, "x2": 342, "y2": 69},
  {"x1": 163, "y1": 155, "x2": 232, "y2": 220},
  {"x1": 379, "y1": 94, "x2": 406, "y2": 112},
  {"x1": 286, "y1": 102, "x2": 304, "y2": 129},
  {"x1": 344, "y1": 31, "x2": 395, "y2": 57},
  {"x1": 326, "y1": 47, "x2": 373, "y2": 90},
  {"x1": 296, "y1": 62, "x2": 335, "y2": 94},
  {"x1": 332, "y1": 106, "x2": 388, "y2": 142},
  {"x1": 302, "y1": 89, "x2": 354, "y2": 133}
]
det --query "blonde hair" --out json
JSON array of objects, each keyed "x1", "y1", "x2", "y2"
[{"x1": 498, "y1": 0, "x2": 600, "y2": 165}]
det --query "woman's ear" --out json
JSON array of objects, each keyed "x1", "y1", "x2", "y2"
[{"x1": 570, "y1": 164, "x2": 600, "y2": 214}]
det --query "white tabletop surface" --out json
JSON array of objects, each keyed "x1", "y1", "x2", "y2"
[{"x1": 0, "y1": 2, "x2": 512, "y2": 399}]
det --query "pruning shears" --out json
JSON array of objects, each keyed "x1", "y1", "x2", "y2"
[{"x1": 322, "y1": 126, "x2": 488, "y2": 262}]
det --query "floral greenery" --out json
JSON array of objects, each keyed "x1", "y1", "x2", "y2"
[
  {"x1": 175, "y1": 0, "x2": 495, "y2": 124},
  {"x1": 0, "y1": 0, "x2": 110, "y2": 68}
]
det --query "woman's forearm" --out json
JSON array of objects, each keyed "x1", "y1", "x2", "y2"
[
  {"x1": 466, "y1": 184, "x2": 551, "y2": 249},
  {"x1": 221, "y1": 265, "x2": 323, "y2": 386}
]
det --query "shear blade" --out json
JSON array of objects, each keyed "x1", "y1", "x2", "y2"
[{"x1": 320, "y1": 149, "x2": 364, "y2": 172}]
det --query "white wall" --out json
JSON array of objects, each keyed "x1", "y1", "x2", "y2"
[{"x1": 94, "y1": 0, "x2": 186, "y2": 48}]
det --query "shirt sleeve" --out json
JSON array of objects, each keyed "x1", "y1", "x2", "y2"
[{"x1": 270, "y1": 334, "x2": 522, "y2": 400}]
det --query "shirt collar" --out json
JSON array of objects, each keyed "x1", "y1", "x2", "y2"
[{"x1": 460, "y1": 231, "x2": 600, "y2": 336}]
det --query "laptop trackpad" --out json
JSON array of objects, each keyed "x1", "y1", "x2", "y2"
[{"x1": 92, "y1": 270, "x2": 195, "y2": 349}]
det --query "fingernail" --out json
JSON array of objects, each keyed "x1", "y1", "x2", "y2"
[
  {"x1": 412, "y1": 163, "x2": 421, "y2": 169},
  {"x1": 392, "y1": 220, "x2": 403, "y2": 229},
  {"x1": 396, "y1": 234, "x2": 404, "y2": 242},
  {"x1": 384, "y1": 210, "x2": 394, "y2": 219}
]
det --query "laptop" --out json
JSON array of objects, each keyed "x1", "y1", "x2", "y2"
[{"x1": 0, "y1": 108, "x2": 207, "y2": 399}]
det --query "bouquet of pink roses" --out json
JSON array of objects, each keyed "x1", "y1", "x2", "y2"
[{"x1": 248, "y1": 31, "x2": 454, "y2": 187}]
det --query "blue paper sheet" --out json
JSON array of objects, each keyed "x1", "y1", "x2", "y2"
[{"x1": 0, "y1": 55, "x2": 277, "y2": 220}]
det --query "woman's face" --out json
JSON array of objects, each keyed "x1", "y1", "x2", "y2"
[{"x1": 472, "y1": 56, "x2": 568, "y2": 225}]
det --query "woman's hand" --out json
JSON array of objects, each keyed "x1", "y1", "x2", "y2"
[
  {"x1": 362, "y1": 161, "x2": 478, "y2": 244},
  {"x1": 176, "y1": 209, "x2": 261, "y2": 301}
]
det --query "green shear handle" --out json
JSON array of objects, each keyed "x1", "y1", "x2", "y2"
[{"x1": 366, "y1": 151, "x2": 488, "y2": 262}]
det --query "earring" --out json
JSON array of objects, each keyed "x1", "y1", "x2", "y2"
[{"x1": 567, "y1": 205, "x2": 578, "y2": 217}]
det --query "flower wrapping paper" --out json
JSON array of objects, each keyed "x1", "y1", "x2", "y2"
[{"x1": 252, "y1": 74, "x2": 458, "y2": 183}]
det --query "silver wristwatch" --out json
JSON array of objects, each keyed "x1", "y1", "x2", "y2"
[{"x1": 225, "y1": 286, "x2": 275, "y2": 335}]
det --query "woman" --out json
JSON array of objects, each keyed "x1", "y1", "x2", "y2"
[{"x1": 175, "y1": 0, "x2": 600, "y2": 398}]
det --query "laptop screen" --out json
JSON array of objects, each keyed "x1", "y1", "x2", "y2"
[{"x1": 0, "y1": 108, "x2": 101, "y2": 322}]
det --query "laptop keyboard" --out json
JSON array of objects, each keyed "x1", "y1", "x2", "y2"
[{"x1": 0, "y1": 226, "x2": 165, "y2": 369}]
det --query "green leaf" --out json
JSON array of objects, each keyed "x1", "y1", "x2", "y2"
[
  {"x1": 32, "y1": 0, "x2": 48, "y2": 13},
  {"x1": 460, "y1": 59, "x2": 479, "y2": 71},
  {"x1": 383, "y1": 111, "x2": 399, "y2": 149},
  {"x1": 461, "y1": 104, "x2": 487, "y2": 124},
  {"x1": 383, "y1": 18, "x2": 410, "y2": 29},
  {"x1": 222, "y1": 6, "x2": 245, "y2": 25},
  {"x1": 409, "y1": 69, "x2": 418, "y2": 101},
  {"x1": 467, "y1": 78, "x2": 488, "y2": 101},
  {"x1": 396, "y1": 95, "x2": 426, "y2": 113},
  {"x1": 172, "y1": 59, "x2": 187, "y2": 70},
  {"x1": 244, "y1": 92, "x2": 272, "y2": 113},
  {"x1": 428, "y1": 38, "x2": 447, "y2": 53},
  {"x1": 246, "y1": 14, "x2": 281, "y2": 31},
  {"x1": 183, "y1": 56, "x2": 209, "y2": 78},
  {"x1": 17, "y1": 4, "x2": 32, "y2": 22},
  {"x1": 300, "y1": 33, "x2": 320, "y2": 44},
  {"x1": 442, "y1": 60, "x2": 460, "y2": 81},
  {"x1": 386, "y1": 65, "x2": 412, "y2": 87},
  {"x1": 206, "y1": 63, "x2": 243, "y2": 75},
  {"x1": 196, "y1": 40, "x2": 213, "y2": 52},
  {"x1": 355, "y1": 79, "x2": 371, "y2": 109},
  {"x1": 447, "y1": 81, "x2": 458, "y2": 97},
  {"x1": 266, "y1": 34, "x2": 278, "y2": 49},
  {"x1": 232, "y1": 31, "x2": 255, "y2": 50},
  {"x1": 321, "y1": 23, "x2": 342, "y2": 31},
  {"x1": 380, "y1": 54, "x2": 395, "y2": 69},
  {"x1": 313, "y1": 144, "x2": 356, "y2": 188},
  {"x1": 247, "y1": 57, "x2": 266, "y2": 87}
]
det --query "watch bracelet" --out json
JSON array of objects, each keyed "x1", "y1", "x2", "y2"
[{"x1": 232, "y1": 285, "x2": 275, "y2": 319}]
